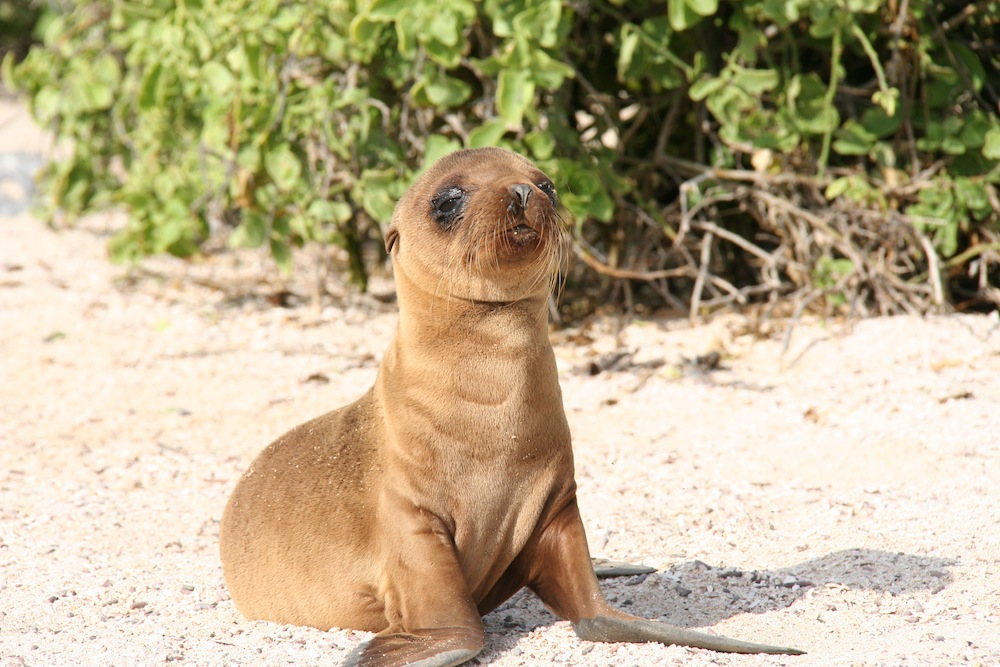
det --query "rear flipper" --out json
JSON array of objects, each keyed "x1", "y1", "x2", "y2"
[
  {"x1": 524, "y1": 499, "x2": 805, "y2": 657},
  {"x1": 574, "y1": 614, "x2": 805, "y2": 655},
  {"x1": 591, "y1": 558, "x2": 656, "y2": 578}
]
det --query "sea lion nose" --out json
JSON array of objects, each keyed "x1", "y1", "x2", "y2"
[{"x1": 509, "y1": 183, "x2": 533, "y2": 211}]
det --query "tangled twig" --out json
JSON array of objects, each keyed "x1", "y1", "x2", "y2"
[{"x1": 572, "y1": 161, "x2": 999, "y2": 323}]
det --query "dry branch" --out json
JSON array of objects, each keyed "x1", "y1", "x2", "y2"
[{"x1": 572, "y1": 158, "x2": 995, "y2": 322}]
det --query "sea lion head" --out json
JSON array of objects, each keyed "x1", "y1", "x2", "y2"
[{"x1": 384, "y1": 147, "x2": 565, "y2": 304}]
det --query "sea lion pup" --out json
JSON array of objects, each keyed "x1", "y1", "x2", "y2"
[{"x1": 219, "y1": 147, "x2": 804, "y2": 666}]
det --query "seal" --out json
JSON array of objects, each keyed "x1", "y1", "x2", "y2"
[{"x1": 219, "y1": 147, "x2": 804, "y2": 666}]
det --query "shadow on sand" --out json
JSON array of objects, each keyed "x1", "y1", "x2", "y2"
[{"x1": 479, "y1": 548, "x2": 954, "y2": 658}]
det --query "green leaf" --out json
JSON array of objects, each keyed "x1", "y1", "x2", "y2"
[
  {"x1": 689, "y1": 75, "x2": 725, "y2": 101},
  {"x1": 860, "y1": 105, "x2": 901, "y2": 138},
  {"x1": 202, "y1": 62, "x2": 235, "y2": 93},
  {"x1": 270, "y1": 238, "x2": 293, "y2": 272},
  {"x1": 871, "y1": 88, "x2": 899, "y2": 117},
  {"x1": 422, "y1": 72, "x2": 471, "y2": 108},
  {"x1": 668, "y1": 0, "x2": 701, "y2": 31},
  {"x1": 470, "y1": 55, "x2": 502, "y2": 77},
  {"x1": 152, "y1": 170, "x2": 179, "y2": 201},
  {"x1": 67, "y1": 76, "x2": 113, "y2": 113},
  {"x1": 497, "y1": 69, "x2": 534, "y2": 127},
  {"x1": 955, "y1": 177, "x2": 991, "y2": 219},
  {"x1": 685, "y1": 0, "x2": 718, "y2": 16},
  {"x1": 264, "y1": 144, "x2": 302, "y2": 191},
  {"x1": 237, "y1": 146, "x2": 261, "y2": 171},
  {"x1": 425, "y1": 9, "x2": 462, "y2": 56},
  {"x1": 982, "y1": 127, "x2": 1000, "y2": 160},
  {"x1": 786, "y1": 72, "x2": 820, "y2": 102},
  {"x1": 348, "y1": 15, "x2": 382, "y2": 45},
  {"x1": 230, "y1": 212, "x2": 268, "y2": 248},
  {"x1": 909, "y1": 183, "x2": 962, "y2": 258},
  {"x1": 424, "y1": 37, "x2": 463, "y2": 68},
  {"x1": 951, "y1": 42, "x2": 985, "y2": 92},
  {"x1": 943, "y1": 115, "x2": 963, "y2": 136},
  {"x1": 308, "y1": 200, "x2": 353, "y2": 225},
  {"x1": 559, "y1": 193, "x2": 588, "y2": 222},
  {"x1": 845, "y1": 0, "x2": 881, "y2": 12},
  {"x1": 468, "y1": 119, "x2": 507, "y2": 148},
  {"x1": 512, "y1": 0, "x2": 563, "y2": 48},
  {"x1": 154, "y1": 201, "x2": 190, "y2": 250},
  {"x1": 869, "y1": 142, "x2": 896, "y2": 170},
  {"x1": 833, "y1": 120, "x2": 877, "y2": 156},
  {"x1": 568, "y1": 169, "x2": 601, "y2": 197},
  {"x1": 368, "y1": 0, "x2": 410, "y2": 20},
  {"x1": 1, "y1": 52, "x2": 18, "y2": 92},
  {"x1": 825, "y1": 176, "x2": 851, "y2": 200},
  {"x1": 807, "y1": 9, "x2": 841, "y2": 39},
  {"x1": 139, "y1": 63, "x2": 164, "y2": 110},
  {"x1": 760, "y1": 0, "x2": 801, "y2": 23},
  {"x1": 108, "y1": 231, "x2": 139, "y2": 264},
  {"x1": 796, "y1": 105, "x2": 839, "y2": 135},
  {"x1": 732, "y1": 67, "x2": 778, "y2": 94},
  {"x1": 424, "y1": 134, "x2": 462, "y2": 164},
  {"x1": 926, "y1": 65, "x2": 960, "y2": 107},
  {"x1": 93, "y1": 52, "x2": 122, "y2": 88},
  {"x1": 941, "y1": 135, "x2": 966, "y2": 156},
  {"x1": 528, "y1": 50, "x2": 574, "y2": 89},
  {"x1": 814, "y1": 256, "x2": 854, "y2": 284},
  {"x1": 524, "y1": 130, "x2": 555, "y2": 160},
  {"x1": 812, "y1": 255, "x2": 853, "y2": 305},
  {"x1": 32, "y1": 86, "x2": 62, "y2": 124},
  {"x1": 393, "y1": 9, "x2": 419, "y2": 57},
  {"x1": 588, "y1": 189, "x2": 615, "y2": 222},
  {"x1": 360, "y1": 171, "x2": 398, "y2": 222},
  {"x1": 450, "y1": 0, "x2": 478, "y2": 23},
  {"x1": 65, "y1": 55, "x2": 120, "y2": 113},
  {"x1": 617, "y1": 29, "x2": 640, "y2": 81},
  {"x1": 272, "y1": 6, "x2": 304, "y2": 31},
  {"x1": 485, "y1": 0, "x2": 516, "y2": 37},
  {"x1": 167, "y1": 235, "x2": 201, "y2": 259},
  {"x1": 960, "y1": 112, "x2": 993, "y2": 151}
]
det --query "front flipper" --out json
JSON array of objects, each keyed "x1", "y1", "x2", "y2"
[
  {"x1": 344, "y1": 501, "x2": 485, "y2": 667},
  {"x1": 345, "y1": 626, "x2": 483, "y2": 667},
  {"x1": 526, "y1": 499, "x2": 805, "y2": 656}
]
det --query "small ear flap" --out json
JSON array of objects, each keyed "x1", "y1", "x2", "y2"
[{"x1": 384, "y1": 224, "x2": 399, "y2": 253}]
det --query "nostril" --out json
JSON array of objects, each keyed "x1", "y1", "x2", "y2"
[{"x1": 509, "y1": 183, "x2": 533, "y2": 210}]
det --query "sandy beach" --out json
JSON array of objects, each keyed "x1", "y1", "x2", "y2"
[{"x1": 1, "y1": 97, "x2": 998, "y2": 667}]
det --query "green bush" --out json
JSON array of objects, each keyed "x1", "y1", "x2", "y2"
[
  {"x1": 0, "y1": 1, "x2": 41, "y2": 63},
  {"x1": 5, "y1": 0, "x2": 999, "y2": 314}
]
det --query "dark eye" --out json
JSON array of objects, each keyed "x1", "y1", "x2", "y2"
[
  {"x1": 430, "y1": 185, "x2": 466, "y2": 229},
  {"x1": 537, "y1": 178, "x2": 557, "y2": 205}
]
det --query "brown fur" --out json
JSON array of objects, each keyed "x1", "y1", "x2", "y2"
[{"x1": 219, "y1": 148, "x2": 803, "y2": 667}]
